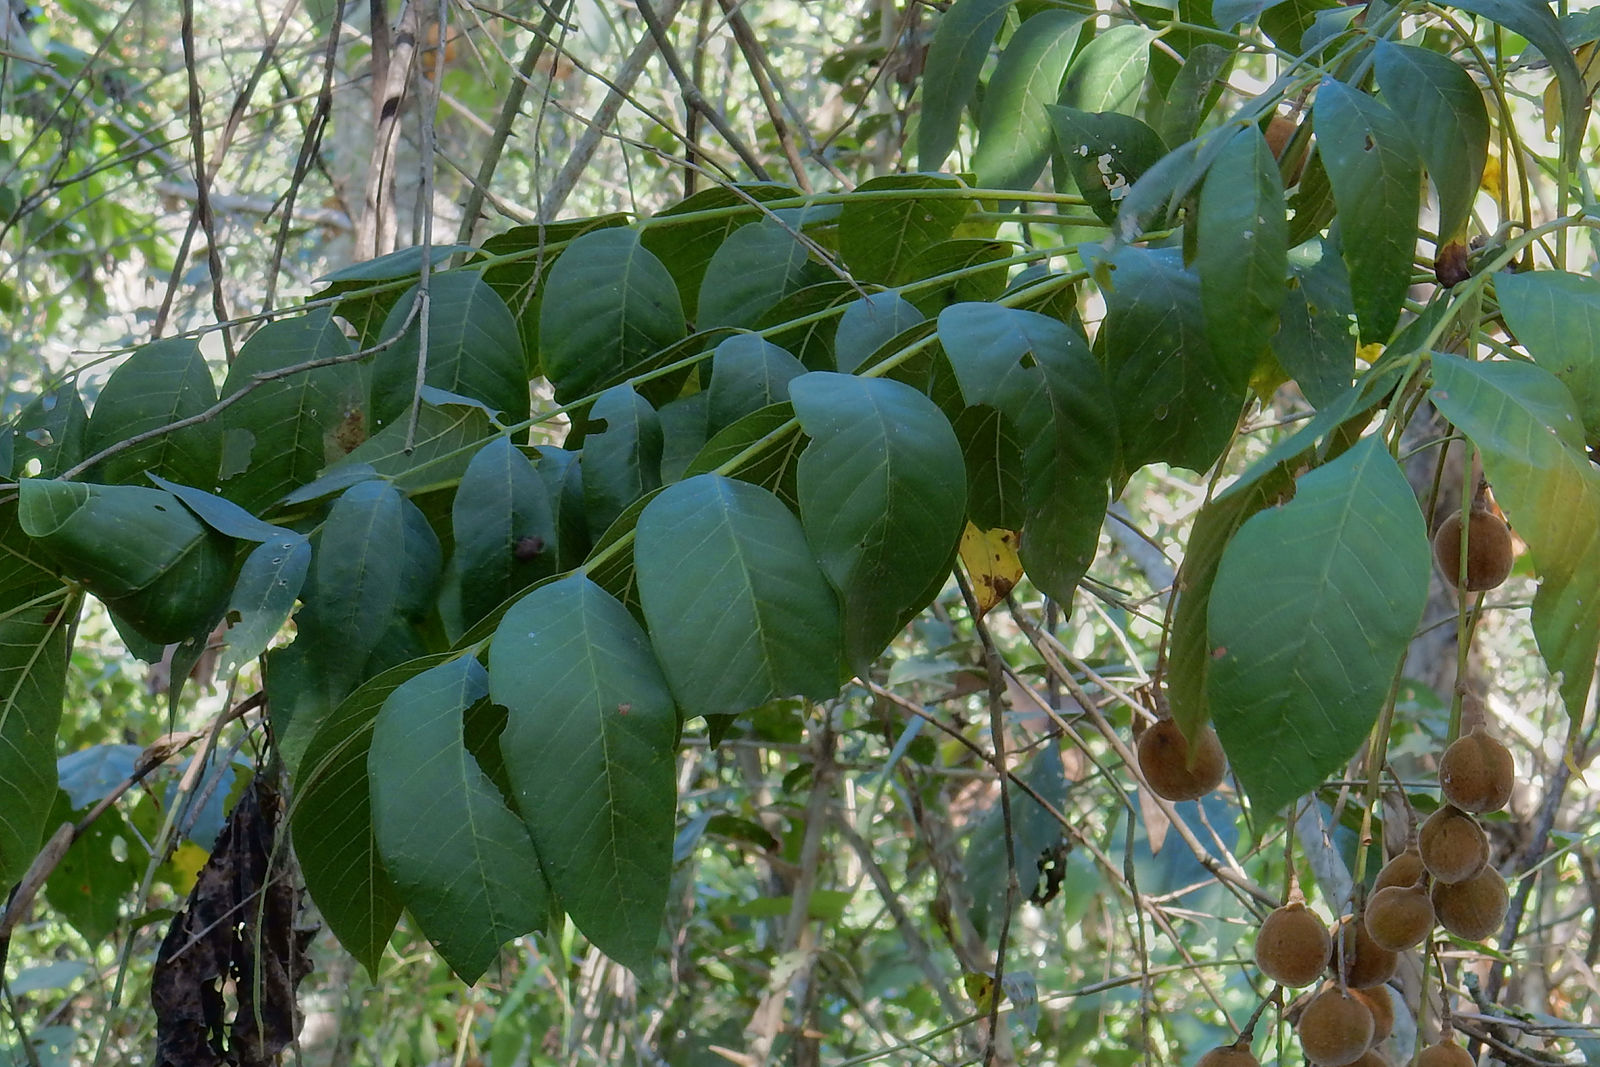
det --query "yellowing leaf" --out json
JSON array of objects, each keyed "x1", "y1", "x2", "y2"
[
  {"x1": 1544, "y1": 43, "x2": 1600, "y2": 141},
  {"x1": 959, "y1": 524, "x2": 1022, "y2": 617},
  {"x1": 963, "y1": 970, "x2": 1003, "y2": 1013},
  {"x1": 165, "y1": 841, "x2": 209, "y2": 894}
]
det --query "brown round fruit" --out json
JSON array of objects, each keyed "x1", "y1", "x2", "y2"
[
  {"x1": 1137, "y1": 719, "x2": 1227, "y2": 801},
  {"x1": 1364, "y1": 883, "x2": 1435, "y2": 951},
  {"x1": 1195, "y1": 1039, "x2": 1260, "y2": 1067},
  {"x1": 1374, "y1": 849, "x2": 1426, "y2": 892},
  {"x1": 1431, "y1": 865, "x2": 1509, "y2": 941},
  {"x1": 1350, "y1": 986, "x2": 1395, "y2": 1045},
  {"x1": 1346, "y1": 1051, "x2": 1393, "y2": 1067},
  {"x1": 1432, "y1": 507, "x2": 1514, "y2": 591},
  {"x1": 1419, "y1": 805, "x2": 1489, "y2": 884},
  {"x1": 1297, "y1": 986, "x2": 1376, "y2": 1066},
  {"x1": 1331, "y1": 915, "x2": 1399, "y2": 989},
  {"x1": 1255, "y1": 902, "x2": 1332, "y2": 986},
  {"x1": 1439, "y1": 728, "x2": 1514, "y2": 813},
  {"x1": 1413, "y1": 1040, "x2": 1475, "y2": 1067}
]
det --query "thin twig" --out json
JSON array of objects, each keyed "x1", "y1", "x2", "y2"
[
  {"x1": 53, "y1": 302, "x2": 422, "y2": 483},
  {"x1": 633, "y1": 0, "x2": 771, "y2": 180},
  {"x1": 454, "y1": 2, "x2": 569, "y2": 244},
  {"x1": 953, "y1": 570, "x2": 1017, "y2": 1067}
]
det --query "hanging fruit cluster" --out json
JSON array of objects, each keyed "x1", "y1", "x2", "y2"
[{"x1": 1158, "y1": 491, "x2": 1522, "y2": 1066}]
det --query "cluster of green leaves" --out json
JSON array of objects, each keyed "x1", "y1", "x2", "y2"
[{"x1": 6, "y1": 0, "x2": 1600, "y2": 991}]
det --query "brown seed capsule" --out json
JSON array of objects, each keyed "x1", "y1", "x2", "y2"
[
  {"x1": 1374, "y1": 849, "x2": 1426, "y2": 892},
  {"x1": 1413, "y1": 1039, "x2": 1475, "y2": 1067},
  {"x1": 1137, "y1": 718, "x2": 1227, "y2": 802},
  {"x1": 1297, "y1": 985, "x2": 1376, "y2": 1066},
  {"x1": 1350, "y1": 986, "x2": 1395, "y2": 1046},
  {"x1": 1195, "y1": 1038, "x2": 1261, "y2": 1067},
  {"x1": 1256, "y1": 902, "x2": 1333, "y2": 987},
  {"x1": 1439, "y1": 728, "x2": 1514, "y2": 813},
  {"x1": 1419, "y1": 805, "x2": 1489, "y2": 884},
  {"x1": 1432, "y1": 507, "x2": 1514, "y2": 591},
  {"x1": 1331, "y1": 915, "x2": 1399, "y2": 989},
  {"x1": 1431, "y1": 865, "x2": 1508, "y2": 942},
  {"x1": 1364, "y1": 883, "x2": 1435, "y2": 951}
]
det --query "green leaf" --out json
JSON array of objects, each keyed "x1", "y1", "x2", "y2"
[
  {"x1": 44, "y1": 793, "x2": 136, "y2": 943},
  {"x1": 84, "y1": 337, "x2": 220, "y2": 488},
  {"x1": 1158, "y1": 43, "x2": 1233, "y2": 147},
  {"x1": 953, "y1": 405, "x2": 1026, "y2": 529},
  {"x1": 296, "y1": 481, "x2": 406, "y2": 691},
  {"x1": 370, "y1": 271, "x2": 529, "y2": 431},
  {"x1": 1196, "y1": 126, "x2": 1288, "y2": 370},
  {"x1": 698, "y1": 220, "x2": 826, "y2": 331},
  {"x1": 317, "y1": 244, "x2": 476, "y2": 284},
  {"x1": 835, "y1": 293, "x2": 926, "y2": 375},
  {"x1": 10, "y1": 384, "x2": 87, "y2": 479},
  {"x1": 218, "y1": 308, "x2": 364, "y2": 514},
  {"x1": 1090, "y1": 245, "x2": 1243, "y2": 473},
  {"x1": 640, "y1": 185, "x2": 801, "y2": 318},
  {"x1": 332, "y1": 398, "x2": 494, "y2": 494},
  {"x1": 839, "y1": 175, "x2": 971, "y2": 283},
  {"x1": 708, "y1": 335, "x2": 806, "y2": 435},
  {"x1": 752, "y1": 284, "x2": 853, "y2": 372},
  {"x1": 452, "y1": 437, "x2": 558, "y2": 628},
  {"x1": 1058, "y1": 24, "x2": 1153, "y2": 115},
  {"x1": 791, "y1": 373, "x2": 965, "y2": 670},
  {"x1": 0, "y1": 590, "x2": 70, "y2": 885},
  {"x1": 682, "y1": 403, "x2": 807, "y2": 511},
  {"x1": 1495, "y1": 270, "x2": 1600, "y2": 443},
  {"x1": 974, "y1": 11, "x2": 1088, "y2": 192},
  {"x1": 18, "y1": 481, "x2": 233, "y2": 643},
  {"x1": 935, "y1": 302, "x2": 1115, "y2": 601},
  {"x1": 582, "y1": 384, "x2": 664, "y2": 539},
  {"x1": 1166, "y1": 466, "x2": 1296, "y2": 741},
  {"x1": 1430, "y1": 354, "x2": 1600, "y2": 728},
  {"x1": 1047, "y1": 107, "x2": 1168, "y2": 225},
  {"x1": 899, "y1": 239, "x2": 1013, "y2": 317},
  {"x1": 1314, "y1": 79, "x2": 1421, "y2": 344},
  {"x1": 1207, "y1": 436, "x2": 1430, "y2": 814},
  {"x1": 918, "y1": 0, "x2": 1014, "y2": 172},
  {"x1": 488, "y1": 576, "x2": 678, "y2": 971},
  {"x1": 535, "y1": 445, "x2": 590, "y2": 571},
  {"x1": 215, "y1": 534, "x2": 310, "y2": 678},
  {"x1": 1259, "y1": 0, "x2": 1339, "y2": 53},
  {"x1": 147, "y1": 474, "x2": 293, "y2": 542},
  {"x1": 658, "y1": 392, "x2": 712, "y2": 485},
  {"x1": 635, "y1": 475, "x2": 842, "y2": 717},
  {"x1": 1373, "y1": 42, "x2": 1488, "y2": 244},
  {"x1": 480, "y1": 215, "x2": 631, "y2": 368},
  {"x1": 369, "y1": 656, "x2": 547, "y2": 982},
  {"x1": 293, "y1": 655, "x2": 453, "y2": 974},
  {"x1": 1272, "y1": 238, "x2": 1357, "y2": 409},
  {"x1": 539, "y1": 228, "x2": 686, "y2": 403},
  {"x1": 1440, "y1": 0, "x2": 1585, "y2": 167}
]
